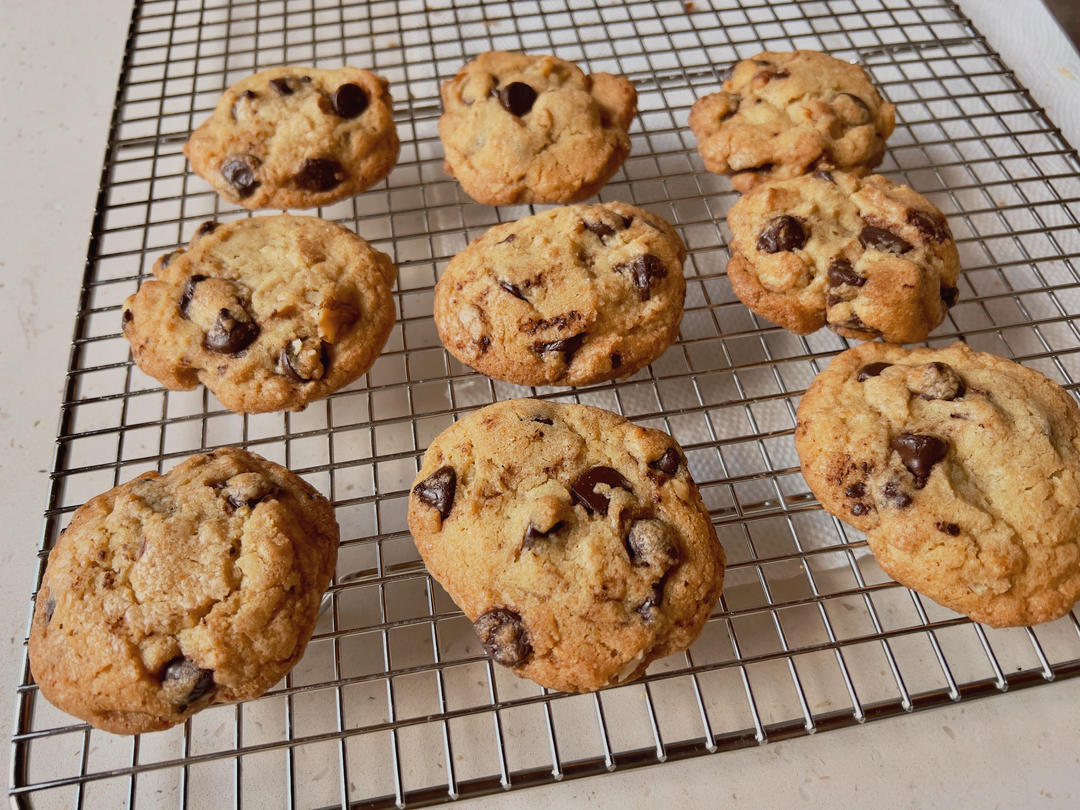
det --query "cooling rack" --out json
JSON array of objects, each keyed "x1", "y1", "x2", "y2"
[{"x1": 11, "y1": 0, "x2": 1080, "y2": 807}]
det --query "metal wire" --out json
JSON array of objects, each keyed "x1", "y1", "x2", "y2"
[{"x1": 11, "y1": 0, "x2": 1080, "y2": 807}]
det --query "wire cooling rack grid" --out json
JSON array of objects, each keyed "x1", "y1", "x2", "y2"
[{"x1": 12, "y1": 0, "x2": 1080, "y2": 807}]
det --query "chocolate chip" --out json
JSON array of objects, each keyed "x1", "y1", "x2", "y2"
[
  {"x1": 936, "y1": 521, "x2": 961, "y2": 536},
  {"x1": 474, "y1": 608, "x2": 531, "y2": 667},
  {"x1": 836, "y1": 92, "x2": 870, "y2": 115},
  {"x1": 625, "y1": 519, "x2": 679, "y2": 570},
  {"x1": 122, "y1": 309, "x2": 134, "y2": 328},
  {"x1": 909, "y1": 362, "x2": 965, "y2": 401},
  {"x1": 883, "y1": 480, "x2": 913, "y2": 508},
  {"x1": 649, "y1": 447, "x2": 682, "y2": 476},
  {"x1": 613, "y1": 254, "x2": 667, "y2": 301},
  {"x1": 231, "y1": 89, "x2": 257, "y2": 119},
  {"x1": 194, "y1": 221, "x2": 218, "y2": 239},
  {"x1": 851, "y1": 503, "x2": 871, "y2": 516},
  {"x1": 498, "y1": 279, "x2": 526, "y2": 300},
  {"x1": 941, "y1": 286, "x2": 959, "y2": 307},
  {"x1": 270, "y1": 77, "x2": 293, "y2": 95},
  {"x1": 178, "y1": 274, "x2": 207, "y2": 318},
  {"x1": 413, "y1": 465, "x2": 456, "y2": 519},
  {"x1": 499, "y1": 81, "x2": 537, "y2": 116},
  {"x1": 533, "y1": 333, "x2": 586, "y2": 363},
  {"x1": 610, "y1": 352, "x2": 622, "y2": 369},
  {"x1": 583, "y1": 220, "x2": 615, "y2": 240},
  {"x1": 756, "y1": 216, "x2": 807, "y2": 253},
  {"x1": 43, "y1": 596, "x2": 56, "y2": 625},
  {"x1": 221, "y1": 154, "x2": 261, "y2": 198},
  {"x1": 891, "y1": 434, "x2": 949, "y2": 486},
  {"x1": 845, "y1": 482, "x2": 866, "y2": 498},
  {"x1": 477, "y1": 335, "x2": 491, "y2": 354},
  {"x1": 813, "y1": 169, "x2": 835, "y2": 183},
  {"x1": 636, "y1": 584, "x2": 663, "y2": 622},
  {"x1": 162, "y1": 656, "x2": 215, "y2": 711},
  {"x1": 204, "y1": 308, "x2": 260, "y2": 354},
  {"x1": 496, "y1": 233, "x2": 516, "y2": 245},
  {"x1": 719, "y1": 101, "x2": 740, "y2": 122},
  {"x1": 280, "y1": 338, "x2": 330, "y2": 382},
  {"x1": 295, "y1": 158, "x2": 344, "y2": 191},
  {"x1": 532, "y1": 415, "x2": 553, "y2": 425},
  {"x1": 571, "y1": 466, "x2": 632, "y2": 516},
  {"x1": 856, "y1": 362, "x2": 891, "y2": 382},
  {"x1": 834, "y1": 312, "x2": 879, "y2": 336},
  {"x1": 859, "y1": 225, "x2": 912, "y2": 254},
  {"x1": 331, "y1": 82, "x2": 369, "y2": 117},
  {"x1": 826, "y1": 258, "x2": 864, "y2": 288},
  {"x1": 160, "y1": 249, "x2": 183, "y2": 269},
  {"x1": 523, "y1": 521, "x2": 564, "y2": 550},
  {"x1": 621, "y1": 215, "x2": 634, "y2": 229},
  {"x1": 906, "y1": 209, "x2": 948, "y2": 241}
]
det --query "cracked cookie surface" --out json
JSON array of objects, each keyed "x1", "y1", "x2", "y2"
[
  {"x1": 689, "y1": 50, "x2": 895, "y2": 192},
  {"x1": 433, "y1": 202, "x2": 686, "y2": 386},
  {"x1": 28, "y1": 448, "x2": 339, "y2": 734},
  {"x1": 795, "y1": 342, "x2": 1080, "y2": 627},
  {"x1": 122, "y1": 215, "x2": 397, "y2": 413},
  {"x1": 438, "y1": 51, "x2": 637, "y2": 204},
  {"x1": 726, "y1": 172, "x2": 959, "y2": 343},
  {"x1": 185, "y1": 65, "x2": 399, "y2": 209},
  {"x1": 407, "y1": 399, "x2": 725, "y2": 693}
]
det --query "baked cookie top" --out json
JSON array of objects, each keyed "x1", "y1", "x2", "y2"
[
  {"x1": 407, "y1": 399, "x2": 725, "y2": 693},
  {"x1": 28, "y1": 448, "x2": 339, "y2": 734},
  {"x1": 689, "y1": 50, "x2": 896, "y2": 192},
  {"x1": 795, "y1": 342, "x2": 1080, "y2": 627},
  {"x1": 122, "y1": 215, "x2": 397, "y2": 414},
  {"x1": 725, "y1": 172, "x2": 959, "y2": 343},
  {"x1": 438, "y1": 51, "x2": 637, "y2": 205},
  {"x1": 433, "y1": 202, "x2": 686, "y2": 387},
  {"x1": 185, "y1": 65, "x2": 399, "y2": 209}
]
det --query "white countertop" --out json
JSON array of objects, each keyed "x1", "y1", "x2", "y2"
[{"x1": 3, "y1": 1, "x2": 1079, "y2": 807}]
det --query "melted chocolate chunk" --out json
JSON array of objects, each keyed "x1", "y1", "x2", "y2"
[
  {"x1": 295, "y1": 158, "x2": 344, "y2": 191},
  {"x1": 613, "y1": 254, "x2": 668, "y2": 300},
  {"x1": 499, "y1": 82, "x2": 537, "y2": 116},
  {"x1": 891, "y1": 434, "x2": 949, "y2": 486},
  {"x1": 204, "y1": 308, "x2": 260, "y2": 354},
  {"x1": 636, "y1": 584, "x2": 663, "y2": 622},
  {"x1": 162, "y1": 656, "x2": 215, "y2": 711},
  {"x1": 160, "y1": 249, "x2": 183, "y2": 269},
  {"x1": 221, "y1": 154, "x2": 261, "y2": 198},
  {"x1": 280, "y1": 338, "x2": 330, "y2": 382},
  {"x1": 533, "y1": 333, "x2": 586, "y2": 363},
  {"x1": 756, "y1": 215, "x2": 807, "y2": 253},
  {"x1": 883, "y1": 480, "x2": 913, "y2": 508},
  {"x1": 610, "y1": 352, "x2": 622, "y2": 369},
  {"x1": 583, "y1": 220, "x2": 615, "y2": 240},
  {"x1": 648, "y1": 447, "x2": 682, "y2": 476},
  {"x1": 122, "y1": 309, "x2": 134, "y2": 328},
  {"x1": 571, "y1": 466, "x2": 632, "y2": 515},
  {"x1": 413, "y1": 465, "x2": 456, "y2": 519},
  {"x1": 625, "y1": 519, "x2": 679, "y2": 570},
  {"x1": 231, "y1": 89, "x2": 257, "y2": 119},
  {"x1": 941, "y1": 286, "x2": 959, "y2": 308},
  {"x1": 474, "y1": 608, "x2": 532, "y2": 667},
  {"x1": 532, "y1": 416, "x2": 553, "y2": 425},
  {"x1": 813, "y1": 169, "x2": 835, "y2": 183},
  {"x1": 845, "y1": 482, "x2": 866, "y2": 498},
  {"x1": 178, "y1": 274, "x2": 207, "y2": 318},
  {"x1": 906, "y1": 209, "x2": 948, "y2": 241},
  {"x1": 826, "y1": 258, "x2": 864, "y2": 288},
  {"x1": 936, "y1": 521, "x2": 961, "y2": 536},
  {"x1": 859, "y1": 225, "x2": 912, "y2": 254},
  {"x1": 496, "y1": 233, "x2": 516, "y2": 245},
  {"x1": 836, "y1": 91, "x2": 870, "y2": 115},
  {"x1": 477, "y1": 335, "x2": 491, "y2": 354},
  {"x1": 856, "y1": 362, "x2": 891, "y2": 382},
  {"x1": 270, "y1": 77, "x2": 294, "y2": 95},
  {"x1": 498, "y1": 279, "x2": 526, "y2": 300},
  {"x1": 909, "y1": 362, "x2": 965, "y2": 401},
  {"x1": 523, "y1": 521, "x2": 564, "y2": 550},
  {"x1": 331, "y1": 82, "x2": 369, "y2": 117},
  {"x1": 194, "y1": 221, "x2": 218, "y2": 239}
]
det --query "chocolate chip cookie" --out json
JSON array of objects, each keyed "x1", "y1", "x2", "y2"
[
  {"x1": 28, "y1": 448, "x2": 339, "y2": 734},
  {"x1": 689, "y1": 50, "x2": 896, "y2": 192},
  {"x1": 408, "y1": 399, "x2": 725, "y2": 693},
  {"x1": 185, "y1": 66, "x2": 399, "y2": 209},
  {"x1": 795, "y1": 342, "x2": 1080, "y2": 627},
  {"x1": 438, "y1": 51, "x2": 637, "y2": 204},
  {"x1": 122, "y1": 215, "x2": 397, "y2": 413},
  {"x1": 433, "y1": 202, "x2": 686, "y2": 386},
  {"x1": 725, "y1": 172, "x2": 959, "y2": 343}
]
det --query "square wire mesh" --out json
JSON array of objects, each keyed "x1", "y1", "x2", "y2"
[{"x1": 12, "y1": 0, "x2": 1080, "y2": 807}]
